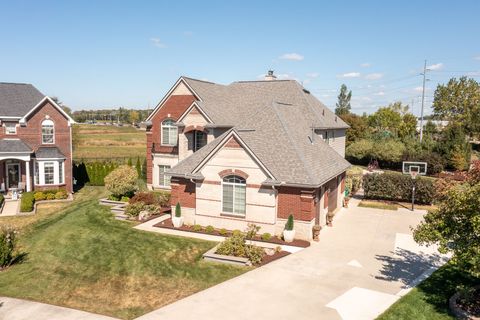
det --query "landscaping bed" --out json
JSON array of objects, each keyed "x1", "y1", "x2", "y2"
[{"x1": 153, "y1": 218, "x2": 310, "y2": 248}]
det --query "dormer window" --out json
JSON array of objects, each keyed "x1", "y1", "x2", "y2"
[
  {"x1": 4, "y1": 122, "x2": 17, "y2": 135},
  {"x1": 161, "y1": 119, "x2": 177, "y2": 146},
  {"x1": 42, "y1": 119, "x2": 55, "y2": 144}
]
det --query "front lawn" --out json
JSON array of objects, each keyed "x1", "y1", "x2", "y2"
[
  {"x1": 0, "y1": 187, "x2": 247, "y2": 319},
  {"x1": 377, "y1": 264, "x2": 479, "y2": 320}
]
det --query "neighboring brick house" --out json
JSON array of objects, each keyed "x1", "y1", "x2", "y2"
[
  {"x1": 0, "y1": 83, "x2": 74, "y2": 195},
  {"x1": 145, "y1": 72, "x2": 350, "y2": 240}
]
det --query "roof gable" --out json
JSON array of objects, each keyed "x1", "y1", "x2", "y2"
[{"x1": 20, "y1": 96, "x2": 75, "y2": 125}]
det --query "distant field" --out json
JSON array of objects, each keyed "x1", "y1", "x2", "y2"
[{"x1": 73, "y1": 124, "x2": 146, "y2": 161}]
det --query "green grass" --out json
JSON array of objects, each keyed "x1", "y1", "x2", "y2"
[
  {"x1": 358, "y1": 200, "x2": 398, "y2": 210},
  {"x1": 73, "y1": 124, "x2": 146, "y2": 160},
  {"x1": 377, "y1": 264, "x2": 479, "y2": 320},
  {"x1": 0, "y1": 187, "x2": 247, "y2": 319}
]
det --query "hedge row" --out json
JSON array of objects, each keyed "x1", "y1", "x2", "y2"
[
  {"x1": 20, "y1": 192, "x2": 35, "y2": 212},
  {"x1": 73, "y1": 162, "x2": 119, "y2": 186},
  {"x1": 363, "y1": 173, "x2": 435, "y2": 204}
]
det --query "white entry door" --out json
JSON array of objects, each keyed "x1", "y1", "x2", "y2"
[{"x1": 6, "y1": 163, "x2": 21, "y2": 189}]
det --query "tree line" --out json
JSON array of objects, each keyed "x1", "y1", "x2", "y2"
[{"x1": 336, "y1": 76, "x2": 480, "y2": 173}]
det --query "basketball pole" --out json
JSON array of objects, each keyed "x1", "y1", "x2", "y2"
[{"x1": 411, "y1": 178, "x2": 416, "y2": 211}]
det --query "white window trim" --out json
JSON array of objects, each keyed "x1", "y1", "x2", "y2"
[
  {"x1": 41, "y1": 119, "x2": 55, "y2": 144},
  {"x1": 158, "y1": 165, "x2": 171, "y2": 187},
  {"x1": 34, "y1": 160, "x2": 65, "y2": 186},
  {"x1": 4, "y1": 122, "x2": 17, "y2": 135},
  {"x1": 221, "y1": 176, "x2": 246, "y2": 216},
  {"x1": 161, "y1": 119, "x2": 178, "y2": 146}
]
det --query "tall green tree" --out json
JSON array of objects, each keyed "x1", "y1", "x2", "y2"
[
  {"x1": 433, "y1": 76, "x2": 480, "y2": 137},
  {"x1": 339, "y1": 113, "x2": 370, "y2": 145},
  {"x1": 335, "y1": 84, "x2": 352, "y2": 116}
]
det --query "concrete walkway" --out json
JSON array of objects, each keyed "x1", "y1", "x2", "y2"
[
  {"x1": 0, "y1": 296, "x2": 117, "y2": 320},
  {"x1": 0, "y1": 199, "x2": 19, "y2": 216},
  {"x1": 137, "y1": 202, "x2": 448, "y2": 320}
]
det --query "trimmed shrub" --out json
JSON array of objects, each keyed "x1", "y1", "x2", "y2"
[
  {"x1": 46, "y1": 193, "x2": 55, "y2": 200},
  {"x1": 285, "y1": 214, "x2": 294, "y2": 231},
  {"x1": 104, "y1": 165, "x2": 138, "y2": 198},
  {"x1": 0, "y1": 194, "x2": 3, "y2": 207},
  {"x1": 363, "y1": 173, "x2": 435, "y2": 204},
  {"x1": 219, "y1": 228, "x2": 228, "y2": 236},
  {"x1": 34, "y1": 192, "x2": 46, "y2": 201},
  {"x1": 346, "y1": 139, "x2": 374, "y2": 164},
  {"x1": 261, "y1": 233, "x2": 272, "y2": 241},
  {"x1": 205, "y1": 225, "x2": 215, "y2": 234},
  {"x1": 20, "y1": 192, "x2": 35, "y2": 212},
  {"x1": 55, "y1": 190, "x2": 68, "y2": 200}
]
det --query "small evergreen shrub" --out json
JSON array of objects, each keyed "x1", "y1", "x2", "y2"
[
  {"x1": 245, "y1": 223, "x2": 260, "y2": 239},
  {"x1": 219, "y1": 228, "x2": 228, "y2": 236},
  {"x1": 0, "y1": 194, "x2": 4, "y2": 207},
  {"x1": 261, "y1": 233, "x2": 272, "y2": 241},
  {"x1": 205, "y1": 225, "x2": 215, "y2": 234},
  {"x1": 55, "y1": 190, "x2": 68, "y2": 200},
  {"x1": 120, "y1": 196, "x2": 130, "y2": 202},
  {"x1": 285, "y1": 214, "x2": 294, "y2": 231},
  {"x1": 192, "y1": 224, "x2": 203, "y2": 232},
  {"x1": 46, "y1": 193, "x2": 55, "y2": 200},
  {"x1": 20, "y1": 192, "x2": 35, "y2": 212},
  {"x1": 175, "y1": 202, "x2": 181, "y2": 218}
]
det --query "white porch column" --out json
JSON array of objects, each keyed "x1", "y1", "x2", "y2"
[{"x1": 25, "y1": 160, "x2": 31, "y2": 192}]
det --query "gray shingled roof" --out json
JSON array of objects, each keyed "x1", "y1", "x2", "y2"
[
  {"x1": 0, "y1": 83, "x2": 45, "y2": 117},
  {"x1": 167, "y1": 77, "x2": 350, "y2": 187},
  {"x1": 0, "y1": 139, "x2": 33, "y2": 153},
  {"x1": 35, "y1": 146, "x2": 66, "y2": 159}
]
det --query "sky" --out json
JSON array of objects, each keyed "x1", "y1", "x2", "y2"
[{"x1": 1, "y1": 0, "x2": 480, "y2": 116}]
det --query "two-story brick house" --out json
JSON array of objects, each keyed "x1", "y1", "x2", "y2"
[
  {"x1": 145, "y1": 72, "x2": 350, "y2": 240},
  {"x1": 0, "y1": 83, "x2": 74, "y2": 195}
]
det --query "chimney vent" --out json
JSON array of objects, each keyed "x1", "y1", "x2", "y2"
[{"x1": 264, "y1": 70, "x2": 277, "y2": 81}]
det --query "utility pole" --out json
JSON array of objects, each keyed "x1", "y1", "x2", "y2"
[{"x1": 419, "y1": 60, "x2": 429, "y2": 142}]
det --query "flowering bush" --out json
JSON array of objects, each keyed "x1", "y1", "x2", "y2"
[{"x1": 0, "y1": 226, "x2": 23, "y2": 269}]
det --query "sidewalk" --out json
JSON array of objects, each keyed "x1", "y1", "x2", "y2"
[
  {"x1": 0, "y1": 199, "x2": 19, "y2": 216},
  {"x1": 0, "y1": 296, "x2": 118, "y2": 320}
]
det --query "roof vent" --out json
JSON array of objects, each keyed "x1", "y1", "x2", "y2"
[
  {"x1": 264, "y1": 70, "x2": 277, "y2": 81},
  {"x1": 322, "y1": 109, "x2": 325, "y2": 116}
]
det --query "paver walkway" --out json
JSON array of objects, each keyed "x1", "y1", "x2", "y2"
[
  {"x1": 0, "y1": 296, "x2": 117, "y2": 320},
  {"x1": 137, "y1": 203, "x2": 447, "y2": 320}
]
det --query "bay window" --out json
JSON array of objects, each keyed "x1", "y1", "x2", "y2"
[{"x1": 34, "y1": 160, "x2": 65, "y2": 185}]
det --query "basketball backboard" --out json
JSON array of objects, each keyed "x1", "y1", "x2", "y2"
[{"x1": 402, "y1": 161, "x2": 427, "y2": 176}]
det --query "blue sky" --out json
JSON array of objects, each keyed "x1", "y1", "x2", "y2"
[{"x1": 1, "y1": 0, "x2": 479, "y2": 116}]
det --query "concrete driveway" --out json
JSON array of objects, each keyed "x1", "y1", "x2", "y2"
[{"x1": 137, "y1": 201, "x2": 447, "y2": 320}]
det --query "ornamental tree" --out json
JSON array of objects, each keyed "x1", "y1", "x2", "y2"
[
  {"x1": 413, "y1": 180, "x2": 480, "y2": 277},
  {"x1": 104, "y1": 165, "x2": 138, "y2": 198}
]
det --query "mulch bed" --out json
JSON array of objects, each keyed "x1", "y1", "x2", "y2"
[
  {"x1": 259, "y1": 250, "x2": 290, "y2": 266},
  {"x1": 153, "y1": 218, "x2": 310, "y2": 248}
]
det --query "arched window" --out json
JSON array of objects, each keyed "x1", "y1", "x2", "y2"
[
  {"x1": 161, "y1": 119, "x2": 177, "y2": 146},
  {"x1": 222, "y1": 175, "x2": 246, "y2": 215},
  {"x1": 42, "y1": 119, "x2": 54, "y2": 144}
]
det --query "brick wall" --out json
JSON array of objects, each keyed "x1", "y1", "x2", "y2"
[
  {"x1": 170, "y1": 177, "x2": 196, "y2": 208},
  {"x1": 146, "y1": 95, "x2": 196, "y2": 185},
  {"x1": 277, "y1": 186, "x2": 318, "y2": 222}
]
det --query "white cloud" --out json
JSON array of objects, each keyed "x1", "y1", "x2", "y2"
[
  {"x1": 150, "y1": 37, "x2": 166, "y2": 48},
  {"x1": 306, "y1": 72, "x2": 319, "y2": 78},
  {"x1": 427, "y1": 63, "x2": 443, "y2": 70},
  {"x1": 365, "y1": 73, "x2": 384, "y2": 80},
  {"x1": 338, "y1": 72, "x2": 361, "y2": 78},
  {"x1": 279, "y1": 53, "x2": 304, "y2": 61},
  {"x1": 373, "y1": 91, "x2": 385, "y2": 96},
  {"x1": 474, "y1": 56, "x2": 480, "y2": 61},
  {"x1": 360, "y1": 63, "x2": 371, "y2": 68}
]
